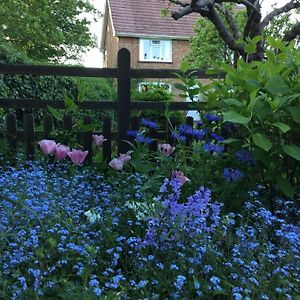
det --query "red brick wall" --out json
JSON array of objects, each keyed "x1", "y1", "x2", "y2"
[
  {"x1": 104, "y1": 15, "x2": 119, "y2": 68},
  {"x1": 119, "y1": 38, "x2": 189, "y2": 69},
  {"x1": 103, "y1": 25, "x2": 211, "y2": 99},
  {"x1": 104, "y1": 25, "x2": 190, "y2": 69}
]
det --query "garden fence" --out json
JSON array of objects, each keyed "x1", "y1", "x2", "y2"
[{"x1": 0, "y1": 48, "x2": 221, "y2": 163}]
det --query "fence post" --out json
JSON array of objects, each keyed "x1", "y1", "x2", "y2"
[
  {"x1": 24, "y1": 114, "x2": 35, "y2": 160},
  {"x1": 5, "y1": 113, "x2": 17, "y2": 157},
  {"x1": 117, "y1": 48, "x2": 131, "y2": 154},
  {"x1": 43, "y1": 113, "x2": 53, "y2": 139}
]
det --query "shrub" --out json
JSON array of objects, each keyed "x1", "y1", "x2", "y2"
[
  {"x1": 199, "y1": 38, "x2": 300, "y2": 200},
  {"x1": 131, "y1": 85, "x2": 185, "y2": 130}
]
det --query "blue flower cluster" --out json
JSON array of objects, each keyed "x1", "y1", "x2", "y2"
[
  {"x1": 141, "y1": 118, "x2": 158, "y2": 130},
  {"x1": 126, "y1": 130, "x2": 154, "y2": 144},
  {"x1": 0, "y1": 162, "x2": 299, "y2": 299},
  {"x1": 223, "y1": 168, "x2": 245, "y2": 182}
]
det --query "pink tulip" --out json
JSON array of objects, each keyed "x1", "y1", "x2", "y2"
[
  {"x1": 171, "y1": 171, "x2": 190, "y2": 187},
  {"x1": 92, "y1": 134, "x2": 107, "y2": 146},
  {"x1": 117, "y1": 153, "x2": 131, "y2": 163},
  {"x1": 109, "y1": 158, "x2": 124, "y2": 170},
  {"x1": 158, "y1": 143, "x2": 176, "y2": 156},
  {"x1": 54, "y1": 144, "x2": 70, "y2": 161},
  {"x1": 38, "y1": 139, "x2": 57, "y2": 155},
  {"x1": 67, "y1": 149, "x2": 88, "y2": 165}
]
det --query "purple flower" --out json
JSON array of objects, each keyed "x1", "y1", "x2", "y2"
[
  {"x1": 127, "y1": 130, "x2": 138, "y2": 137},
  {"x1": 136, "y1": 133, "x2": 154, "y2": 144},
  {"x1": 223, "y1": 168, "x2": 244, "y2": 182},
  {"x1": 203, "y1": 143, "x2": 224, "y2": 154},
  {"x1": 211, "y1": 132, "x2": 224, "y2": 142},
  {"x1": 204, "y1": 113, "x2": 222, "y2": 122},
  {"x1": 141, "y1": 118, "x2": 158, "y2": 130},
  {"x1": 235, "y1": 150, "x2": 254, "y2": 165}
]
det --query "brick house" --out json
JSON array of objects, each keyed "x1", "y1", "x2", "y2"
[{"x1": 100, "y1": 0, "x2": 200, "y2": 93}]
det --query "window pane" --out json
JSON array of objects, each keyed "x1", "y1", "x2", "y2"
[
  {"x1": 140, "y1": 39, "x2": 172, "y2": 62},
  {"x1": 152, "y1": 46, "x2": 160, "y2": 60},
  {"x1": 164, "y1": 40, "x2": 172, "y2": 62},
  {"x1": 141, "y1": 39, "x2": 151, "y2": 60}
]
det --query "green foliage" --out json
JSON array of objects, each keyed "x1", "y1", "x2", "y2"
[
  {"x1": 131, "y1": 85, "x2": 184, "y2": 129},
  {"x1": 187, "y1": 6, "x2": 296, "y2": 68},
  {"x1": 47, "y1": 96, "x2": 100, "y2": 148},
  {"x1": 0, "y1": 44, "x2": 116, "y2": 102},
  {"x1": 0, "y1": 0, "x2": 99, "y2": 61},
  {"x1": 187, "y1": 6, "x2": 246, "y2": 68},
  {"x1": 76, "y1": 78, "x2": 117, "y2": 101},
  {"x1": 0, "y1": 43, "x2": 78, "y2": 101},
  {"x1": 203, "y1": 38, "x2": 300, "y2": 198}
]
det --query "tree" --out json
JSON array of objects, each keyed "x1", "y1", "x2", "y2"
[
  {"x1": 164, "y1": 0, "x2": 300, "y2": 61},
  {"x1": 187, "y1": 5, "x2": 295, "y2": 68},
  {"x1": 187, "y1": 5, "x2": 246, "y2": 68},
  {"x1": 0, "y1": 0, "x2": 99, "y2": 62}
]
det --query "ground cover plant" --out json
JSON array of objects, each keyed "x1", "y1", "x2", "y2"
[{"x1": 0, "y1": 142, "x2": 299, "y2": 299}]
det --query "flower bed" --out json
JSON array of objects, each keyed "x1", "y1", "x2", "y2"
[{"x1": 0, "y1": 162, "x2": 299, "y2": 299}]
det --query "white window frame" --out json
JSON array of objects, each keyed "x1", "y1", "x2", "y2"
[
  {"x1": 139, "y1": 39, "x2": 172, "y2": 63},
  {"x1": 138, "y1": 82, "x2": 172, "y2": 93}
]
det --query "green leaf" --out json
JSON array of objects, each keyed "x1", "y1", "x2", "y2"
[
  {"x1": 180, "y1": 59, "x2": 189, "y2": 73},
  {"x1": 47, "y1": 105, "x2": 63, "y2": 121},
  {"x1": 221, "y1": 138, "x2": 241, "y2": 144},
  {"x1": 223, "y1": 98, "x2": 244, "y2": 108},
  {"x1": 276, "y1": 177, "x2": 295, "y2": 198},
  {"x1": 64, "y1": 96, "x2": 77, "y2": 111},
  {"x1": 287, "y1": 106, "x2": 300, "y2": 123},
  {"x1": 252, "y1": 133, "x2": 272, "y2": 152},
  {"x1": 272, "y1": 122, "x2": 291, "y2": 133},
  {"x1": 223, "y1": 111, "x2": 250, "y2": 124},
  {"x1": 265, "y1": 75, "x2": 290, "y2": 95},
  {"x1": 283, "y1": 145, "x2": 300, "y2": 161},
  {"x1": 174, "y1": 83, "x2": 187, "y2": 92}
]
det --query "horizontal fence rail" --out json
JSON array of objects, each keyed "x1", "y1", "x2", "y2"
[
  {"x1": 0, "y1": 65, "x2": 223, "y2": 79},
  {"x1": 0, "y1": 48, "x2": 221, "y2": 163}
]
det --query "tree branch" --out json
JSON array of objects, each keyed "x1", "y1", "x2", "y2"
[
  {"x1": 169, "y1": 0, "x2": 190, "y2": 7},
  {"x1": 171, "y1": 6, "x2": 194, "y2": 19},
  {"x1": 261, "y1": 0, "x2": 300, "y2": 30},
  {"x1": 206, "y1": 4, "x2": 245, "y2": 56},
  {"x1": 215, "y1": 3, "x2": 240, "y2": 39},
  {"x1": 243, "y1": 0, "x2": 261, "y2": 38},
  {"x1": 283, "y1": 22, "x2": 300, "y2": 42}
]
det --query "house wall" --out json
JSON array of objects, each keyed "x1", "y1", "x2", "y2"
[
  {"x1": 104, "y1": 14, "x2": 119, "y2": 67},
  {"x1": 103, "y1": 20, "x2": 211, "y2": 101},
  {"x1": 118, "y1": 37, "x2": 189, "y2": 69}
]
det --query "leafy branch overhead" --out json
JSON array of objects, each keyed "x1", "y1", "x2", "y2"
[{"x1": 164, "y1": 0, "x2": 300, "y2": 60}]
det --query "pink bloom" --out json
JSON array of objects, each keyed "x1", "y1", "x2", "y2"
[
  {"x1": 158, "y1": 143, "x2": 176, "y2": 156},
  {"x1": 38, "y1": 139, "x2": 56, "y2": 155},
  {"x1": 67, "y1": 149, "x2": 88, "y2": 165},
  {"x1": 171, "y1": 171, "x2": 190, "y2": 187},
  {"x1": 117, "y1": 153, "x2": 131, "y2": 163},
  {"x1": 54, "y1": 144, "x2": 70, "y2": 161},
  {"x1": 92, "y1": 134, "x2": 107, "y2": 146},
  {"x1": 109, "y1": 158, "x2": 124, "y2": 170}
]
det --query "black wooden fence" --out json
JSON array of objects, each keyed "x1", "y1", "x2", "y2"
[{"x1": 0, "y1": 48, "x2": 221, "y2": 162}]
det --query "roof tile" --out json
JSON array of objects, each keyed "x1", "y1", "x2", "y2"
[{"x1": 108, "y1": 0, "x2": 198, "y2": 39}]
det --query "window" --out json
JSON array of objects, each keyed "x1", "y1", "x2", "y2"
[
  {"x1": 139, "y1": 39, "x2": 172, "y2": 62},
  {"x1": 138, "y1": 82, "x2": 172, "y2": 93}
]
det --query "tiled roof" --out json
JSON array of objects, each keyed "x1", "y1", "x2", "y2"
[{"x1": 107, "y1": 0, "x2": 199, "y2": 39}]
